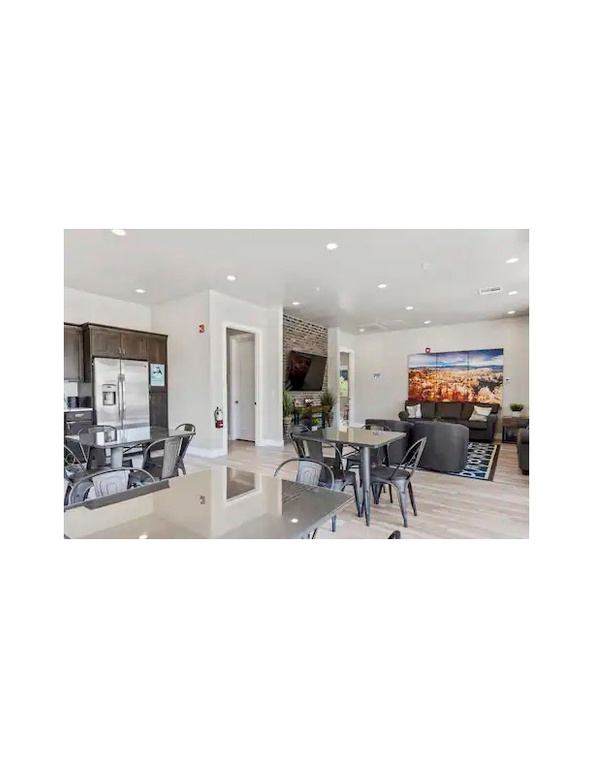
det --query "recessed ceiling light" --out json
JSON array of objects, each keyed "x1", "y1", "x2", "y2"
[
  {"x1": 506, "y1": 258, "x2": 519, "y2": 264},
  {"x1": 292, "y1": 301, "x2": 300, "y2": 306},
  {"x1": 405, "y1": 306, "x2": 414, "y2": 310},
  {"x1": 315, "y1": 287, "x2": 320, "y2": 292},
  {"x1": 424, "y1": 320, "x2": 431, "y2": 324},
  {"x1": 138, "y1": 533, "x2": 148, "y2": 539},
  {"x1": 508, "y1": 290, "x2": 518, "y2": 295},
  {"x1": 111, "y1": 229, "x2": 126, "y2": 236},
  {"x1": 291, "y1": 518, "x2": 299, "y2": 524},
  {"x1": 378, "y1": 283, "x2": 388, "y2": 289},
  {"x1": 359, "y1": 328, "x2": 365, "y2": 332},
  {"x1": 135, "y1": 288, "x2": 145, "y2": 294},
  {"x1": 507, "y1": 310, "x2": 516, "y2": 314},
  {"x1": 326, "y1": 243, "x2": 338, "y2": 250},
  {"x1": 227, "y1": 275, "x2": 237, "y2": 281}
]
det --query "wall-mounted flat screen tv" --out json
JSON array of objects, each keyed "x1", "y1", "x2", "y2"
[{"x1": 285, "y1": 350, "x2": 327, "y2": 391}]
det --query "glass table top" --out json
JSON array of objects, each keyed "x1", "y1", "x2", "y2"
[
  {"x1": 72, "y1": 426, "x2": 185, "y2": 448},
  {"x1": 301, "y1": 426, "x2": 407, "y2": 447},
  {"x1": 63, "y1": 466, "x2": 352, "y2": 539}
]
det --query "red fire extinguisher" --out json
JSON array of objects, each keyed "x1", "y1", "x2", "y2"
[{"x1": 214, "y1": 406, "x2": 224, "y2": 429}]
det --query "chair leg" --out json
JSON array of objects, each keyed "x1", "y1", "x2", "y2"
[
  {"x1": 408, "y1": 482, "x2": 417, "y2": 516},
  {"x1": 179, "y1": 458, "x2": 186, "y2": 475},
  {"x1": 352, "y1": 480, "x2": 362, "y2": 517},
  {"x1": 372, "y1": 483, "x2": 382, "y2": 505},
  {"x1": 331, "y1": 515, "x2": 337, "y2": 533},
  {"x1": 395, "y1": 486, "x2": 408, "y2": 528},
  {"x1": 389, "y1": 485, "x2": 393, "y2": 504}
]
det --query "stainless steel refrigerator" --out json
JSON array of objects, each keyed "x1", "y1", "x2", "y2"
[{"x1": 93, "y1": 357, "x2": 150, "y2": 428}]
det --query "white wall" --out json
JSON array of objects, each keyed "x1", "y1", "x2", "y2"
[
  {"x1": 151, "y1": 291, "x2": 212, "y2": 444},
  {"x1": 64, "y1": 287, "x2": 152, "y2": 330},
  {"x1": 348, "y1": 317, "x2": 529, "y2": 425},
  {"x1": 152, "y1": 290, "x2": 283, "y2": 456}
]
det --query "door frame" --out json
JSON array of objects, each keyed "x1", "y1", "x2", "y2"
[
  {"x1": 339, "y1": 347, "x2": 356, "y2": 426},
  {"x1": 228, "y1": 333, "x2": 256, "y2": 441},
  {"x1": 223, "y1": 322, "x2": 262, "y2": 448}
]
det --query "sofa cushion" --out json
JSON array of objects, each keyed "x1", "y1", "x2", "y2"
[
  {"x1": 436, "y1": 402, "x2": 462, "y2": 420},
  {"x1": 406, "y1": 403, "x2": 422, "y2": 418},
  {"x1": 458, "y1": 418, "x2": 488, "y2": 430},
  {"x1": 420, "y1": 401, "x2": 436, "y2": 419},
  {"x1": 461, "y1": 402, "x2": 475, "y2": 420}
]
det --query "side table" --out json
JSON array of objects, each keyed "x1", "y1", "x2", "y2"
[{"x1": 502, "y1": 416, "x2": 529, "y2": 443}]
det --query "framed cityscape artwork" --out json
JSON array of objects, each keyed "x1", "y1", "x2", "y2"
[{"x1": 408, "y1": 348, "x2": 504, "y2": 403}]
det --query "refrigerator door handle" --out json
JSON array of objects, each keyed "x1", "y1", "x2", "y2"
[
  {"x1": 118, "y1": 375, "x2": 124, "y2": 425},
  {"x1": 122, "y1": 375, "x2": 127, "y2": 423}
]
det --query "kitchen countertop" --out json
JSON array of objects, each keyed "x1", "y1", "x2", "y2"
[{"x1": 64, "y1": 407, "x2": 93, "y2": 412}]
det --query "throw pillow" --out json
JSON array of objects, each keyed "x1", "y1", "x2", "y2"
[
  {"x1": 406, "y1": 404, "x2": 422, "y2": 418},
  {"x1": 469, "y1": 405, "x2": 493, "y2": 422}
]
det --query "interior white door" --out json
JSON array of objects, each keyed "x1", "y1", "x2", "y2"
[{"x1": 231, "y1": 336, "x2": 256, "y2": 441}]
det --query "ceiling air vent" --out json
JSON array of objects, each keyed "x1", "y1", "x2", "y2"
[{"x1": 478, "y1": 286, "x2": 502, "y2": 295}]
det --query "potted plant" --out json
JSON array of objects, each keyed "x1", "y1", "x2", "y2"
[
  {"x1": 282, "y1": 389, "x2": 294, "y2": 437},
  {"x1": 510, "y1": 403, "x2": 524, "y2": 413},
  {"x1": 320, "y1": 390, "x2": 336, "y2": 426}
]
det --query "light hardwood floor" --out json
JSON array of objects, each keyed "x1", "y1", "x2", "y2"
[{"x1": 184, "y1": 439, "x2": 529, "y2": 539}]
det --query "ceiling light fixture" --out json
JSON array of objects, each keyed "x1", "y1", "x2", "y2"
[
  {"x1": 111, "y1": 229, "x2": 126, "y2": 236},
  {"x1": 291, "y1": 518, "x2": 299, "y2": 524},
  {"x1": 227, "y1": 275, "x2": 237, "y2": 281},
  {"x1": 135, "y1": 288, "x2": 145, "y2": 294},
  {"x1": 424, "y1": 320, "x2": 431, "y2": 324},
  {"x1": 405, "y1": 306, "x2": 414, "y2": 310},
  {"x1": 507, "y1": 310, "x2": 516, "y2": 315},
  {"x1": 377, "y1": 283, "x2": 388, "y2": 289},
  {"x1": 508, "y1": 290, "x2": 518, "y2": 295},
  {"x1": 506, "y1": 258, "x2": 519, "y2": 264},
  {"x1": 326, "y1": 242, "x2": 338, "y2": 250},
  {"x1": 359, "y1": 328, "x2": 365, "y2": 332},
  {"x1": 292, "y1": 301, "x2": 300, "y2": 306}
]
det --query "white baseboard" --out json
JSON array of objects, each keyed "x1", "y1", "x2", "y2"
[
  {"x1": 258, "y1": 439, "x2": 285, "y2": 448},
  {"x1": 186, "y1": 446, "x2": 227, "y2": 459}
]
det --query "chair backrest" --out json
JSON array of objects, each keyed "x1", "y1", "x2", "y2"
[
  {"x1": 67, "y1": 468, "x2": 155, "y2": 506},
  {"x1": 143, "y1": 435, "x2": 184, "y2": 479},
  {"x1": 274, "y1": 458, "x2": 335, "y2": 488},
  {"x1": 175, "y1": 424, "x2": 196, "y2": 461},
  {"x1": 398, "y1": 437, "x2": 427, "y2": 477},
  {"x1": 365, "y1": 421, "x2": 392, "y2": 431},
  {"x1": 87, "y1": 425, "x2": 117, "y2": 435},
  {"x1": 300, "y1": 437, "x2": 343, "y2": 472},
  {"x1": 288, "y1": 425, "x2": 309, "y2": 458},
  {"x1": 64, "y1": 444, "x2": 84, "y2": 470}
]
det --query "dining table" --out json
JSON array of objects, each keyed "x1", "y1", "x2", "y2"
[
  {"x1": 63, "y1": 466, "x2": 352, "y2": 539},
  {"x1": 71, "y1": 426, "x2": 187, "y2": 470},
  {"x1": 299, "y1": 426, "x2": 407, "y2": 526}
]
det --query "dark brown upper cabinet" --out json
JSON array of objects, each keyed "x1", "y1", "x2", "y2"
[
  {"x1": 147, "y1": 334, "x2": 167, "y2": 366},
  {"x1": 149, "y1": 392, "x2": 168, "y2": 428},
  {"x1": 64, "y1": 324, "x2": 83, "y2": 381},
  {"x1": 88, "y1": 327, "x2": 122, "y2": 358},
  {"x1": 120, "y1": 331, "x2": 148, "y2": 359}
]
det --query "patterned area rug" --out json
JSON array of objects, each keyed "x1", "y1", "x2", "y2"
[
  {"x1": 420, "y1": 442, "x2": 500, "y2": 481},
  {"x1": 449, "y1": 441, "x2": 500, "y2": 481}
]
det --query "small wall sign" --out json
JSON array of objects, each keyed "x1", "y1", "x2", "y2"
[
  {"x1": 150, "y1": 363, "x2": 165, "y2": 387},
  {"x1": 199, "y1": 324, "x2": 205, "y2": 333},
  {"x1": 373, "y1": 372, "x2": 381, "y2": 379}
]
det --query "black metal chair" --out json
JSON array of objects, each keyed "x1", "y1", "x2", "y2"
[
  {"x1": 388, "y1": 530, "x2": 402, "y2": 539},
  {"x1": 84, "y1": 425, "x2": 117, "y2": 470},
  {"x1": 141, "y1": 435, "x2": 184, "y2": 480},
  {"x1": 64, "y1": 444, "x2": 90, "y2": 505},
  {"x1": 344, "y1": 422, "x2": 392, "y2": 474},
  {"x1": 174, "y1": 423, "x2": 196, "y2": 475},
  {"x1": 287, "y1": 424, "x2": 309, "y2": 458},
  {"x1": 274, "y1": 457, "x2": 337, "y2": 536},
  {"x1": 292, "y1": 435, "x2": 362, "y2": 517},
  {"x1": 369, "y1": 438, "x2": 427, "y2": 528},
  {"x1": 67, "y1": 468, "x2": 155, "y2": 506}
]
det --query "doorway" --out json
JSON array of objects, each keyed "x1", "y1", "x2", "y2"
[
  {"x1": 339, "y1": 349, "x2": 355, "y2": 427},
  {"x1": 226, "y1": 329, "x2": 256, "y2": 442}
]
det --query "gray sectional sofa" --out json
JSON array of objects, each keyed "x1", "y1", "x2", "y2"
[{"x1": 398, "y1": 400, "x2": 500, "y2": 442}]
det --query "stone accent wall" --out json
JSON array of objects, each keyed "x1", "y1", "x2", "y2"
[{"x1": 283, "y1": 314, "x2": 328, "y2": 405}]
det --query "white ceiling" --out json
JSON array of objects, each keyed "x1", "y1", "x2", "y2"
[{"x1": 64, "y1": 229, "x2": 529, "y2": 333}]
